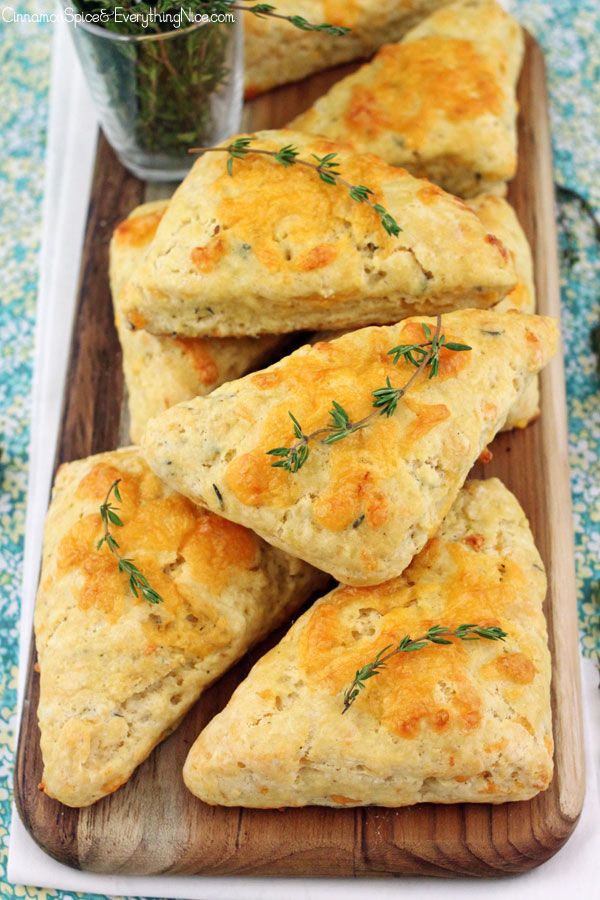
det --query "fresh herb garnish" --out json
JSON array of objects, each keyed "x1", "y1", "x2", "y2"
[
  {"x1": 97, "y1": 479, "x2": 164, "y2": 605},
  {"x1": 190, "y1": 137, "x2": 402, "y2": 238},
  {"x1": 387, "y1": 322, "x2": 471, "y2": 379},
  {"x1": 266, "y1": 316, "x2": 471, "y2": 474},
  {"x1": 71, "y1": 1, "x2": 349, "y2": 159},
  {"x1": 233, "y1": 3, "x2": 349, "y2": 36},
  {"x1": 342, "y1": 624, "x2": 507, "y2": 713}
]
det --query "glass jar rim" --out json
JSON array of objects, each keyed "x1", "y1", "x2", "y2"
[{"x1": 58, "y1": 0, "x2": 237, "y2": 43}]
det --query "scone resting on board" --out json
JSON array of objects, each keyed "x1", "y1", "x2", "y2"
[
  {"x1": 122, "y1": 130, "x2": 517, "y2": 338},
  {"x1": 109, "y1": 201, "x2": 285, "y2": 444},
  {"x1": 290, "y1": 0, "x2": 523, "y2": 198},
  {"x1": 143, "y1": 309, "x2": 558, "y2": 586},
  {"x1": 184, "y1": 479, "x2": 553, "y2": 808},
  {"x1": 34, "y1": 448, "x2": 326, "y2": 807},
  {"x1": 466, "y1": 194, "x2": 539, "y2": 430},
  {"x1": 244, "y1": 0, "x2": 453, "y2": 97}
]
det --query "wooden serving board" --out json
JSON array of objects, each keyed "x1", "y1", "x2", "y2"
[{"x1": 15, "y1": 32, "x2": 585, "y2": 877}]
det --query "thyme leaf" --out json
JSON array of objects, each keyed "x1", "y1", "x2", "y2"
[
  {"x1": 342, "y1": 624, "x2": 507, "y2": 712},
  {"x1": 212, "y1": 482, "x2": 225, "y2": 509},
  {"x1": 388, "y1": 330, "x2": 471, "y2": 380},
  {"x1": 97, "y1": 479, "x2": 164, "y2": 605}
]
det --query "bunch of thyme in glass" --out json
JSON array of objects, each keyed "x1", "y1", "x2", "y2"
[
  {"x1": 71, "y1": 1, "x2": 349, "y2": 157},
  {"x1": 265, "y1": 315, "x2": 471, "y2": 474},
  {"x1": 342, "y1": 624, "x2": 508, "y2": 712},
  {"x1": 191, "y1": 137, "x2": 402, "y2": 237},
  {"x1": 97, "y1": 480, "x2": 164, "y2": 605}
]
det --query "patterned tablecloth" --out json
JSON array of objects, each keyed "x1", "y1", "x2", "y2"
[{"x1": 0, "y1": 1, "x2": 598, "y2": 896}]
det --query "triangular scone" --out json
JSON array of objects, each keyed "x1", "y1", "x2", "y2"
[
  {"x1": 122, "y1": 130, "x2": 517, "y2": 338},
  {"x1": 184, "y1": 479, "x2": 553, "y2": 808},
  {"x1": 290, "y1": 0, "x2": 523, "y2": 198},
  {"x1": 244, "y1": 0, "x2": 453, "y2": 97},
  {"x1": 34, "y1": 448, "x2": 326, "y2": 807},
  {"x1": 143, "y1": 309, "x2": 558, "y2": 586},
  {"x1": 109, "y1": 202, "x2": 285, "y2": 443},
  {"x1": 466, "y1": 194, "x2": 539, "y2": 430}
]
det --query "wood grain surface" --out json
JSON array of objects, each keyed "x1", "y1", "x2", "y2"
[{"x1": 14, "y1": 32, "x2": 585, "y2": 877}]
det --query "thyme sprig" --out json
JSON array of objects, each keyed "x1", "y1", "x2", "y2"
[
  {"x1": 267, "y1": 316, "x2": 471, "y2": 473},
  {"x1": 97, "y1": 480, "x2": 164, "y2": 605},
  {"x1": 342, "y1": 624, "x2": 508, "y2": 713},
  {"x1": 233, "y1": 3, "x2": 350, "y2": 36},
  {"x1": 388, "y1": 322, "x2": 471, "y2": 379},
  {"x1": 189, "y1": 137, "x2": 401, "y2": 238}
]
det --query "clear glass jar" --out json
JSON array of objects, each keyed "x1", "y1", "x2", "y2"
[{"x1": 61, "y1": 4, "x2": 244, "y2": 180}]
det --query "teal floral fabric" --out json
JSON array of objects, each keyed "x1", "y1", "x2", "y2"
[
  {"x1": 504, "y1": 0, "x2": 600, "y2": 659},
  {"x1": 1, "y1": 2, "x2": 52, "y2": 897},
  {"x1": 0, "y1": 0, "x2": 598, "y2": 896}
]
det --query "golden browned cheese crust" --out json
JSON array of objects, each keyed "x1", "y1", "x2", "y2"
[
  {"x1": 244, "y1": 0, "x2": 453, "y2": 97},
  {"x1": 466, "y1": 194, "x2": 539, "y2": 429},
  {"x1": 183, "y1": 479, "x2": 553, "y2": 807},
  {"x1": 289, "y1": 0, "x2": 523, "y2": 197},
  {"x1": 122, "y1": 130, "x2": 517, "y2": 338},
  {"x1": 109, "y1": 201, "x2": 285, "y2": 443},
  {"x1": 143, "y1": 309, "x2": 558, "y2": 586},
  {"x1": 34, "y1": 448, "x2": 326, "y2": 807}
]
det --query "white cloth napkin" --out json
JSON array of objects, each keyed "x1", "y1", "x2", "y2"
[{"x1": 8, "y1": 15, "x2": 600, "y2": 899}]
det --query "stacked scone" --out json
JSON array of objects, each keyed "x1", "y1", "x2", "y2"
[{"x1": 35, "y1": 0, "x2": 557, "y2": 809}]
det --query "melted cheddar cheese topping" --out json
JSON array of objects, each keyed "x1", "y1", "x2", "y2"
[
  {"x1": 191, "y1": 237, "x2": 227, "y2": 273},
  {"x1": 505, "y1": 281, "x2": 529, "y2": 312},
  {"x1": 55, "y1": 462, "x2": 259, "y2": 655},
  {"x1": 324, "y1": 0, "x2": 360, "y2": 28},
  {"x1": 174, "y1": 337, "x2": 219, "y2": 386},
  {"x1": 211, "y1": 147, "x2": 396, "y2": 274},
  {"x1": 225, "y1": 323, "x2": 471, "y2": 519},
  {"x1": 299, "y1": 539, "x2": 531, "y2": 739},
  {"x1": 114, "y1": 208, "x2": 164, "y2": 248},
  {"x1": 344, "y1": 38, "x2": 504, "y2": 146}
]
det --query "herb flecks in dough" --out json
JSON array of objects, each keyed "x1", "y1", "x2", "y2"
[
  {"x1": 189, "y1": 137, "x2": 402, "y2": 239},
  {"x1": 342, "y1": 624, "x2": 507, "y2": 713},
  {"x1": 212, "y1": 482, "x2": 225, "y2": 509},
  {"x1": 267, "y1": 316, "x2": 471, "y2": 473},
  {"x1": 97, "y1": 479, "x2": 164, "y2": 605}
]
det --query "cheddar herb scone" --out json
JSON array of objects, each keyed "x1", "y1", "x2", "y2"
[
  {"x1": 122, "y1": 130, "x2": 517, "y2": 338},
  {"x1": 244, "y1": 0, "x2": 453, "y2": 97},
  {"x1": 109, "y1": 201, "x2": 285, "y2": 444},
  {"x1": 466, "y1": 194, "x2": 539, "y2": 429},
  {"x1": 184, "y1": 479, "x2": 553, "y2": 808},
  {"x1": 290, "y1": 0, "x2": 523, "y2": 198},
  {"x1": 34, "y1": 448, "x2": 326, "y2": 807},
  {"x1": 143, "y1": 309, "x2": 558, "y2": 586}
]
